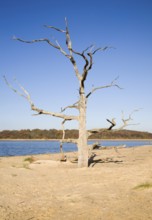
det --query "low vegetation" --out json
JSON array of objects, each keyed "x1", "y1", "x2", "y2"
[
  {"x1": 0, "y1": 129, "x2": 152, "y2": 139},
  {"x1": 24, "y1": 156, "x2": 35, "y2": 163},
  {"x1": 134, "y1": 182, "x2": 152, "y2": 189},
  {"x1": 23, "y1": 156, "x2": 35, "y2": 169}
]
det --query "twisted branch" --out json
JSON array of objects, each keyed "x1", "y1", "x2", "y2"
[{"x1": 13, "y1": 19, "x2": 113, "y2": 89}]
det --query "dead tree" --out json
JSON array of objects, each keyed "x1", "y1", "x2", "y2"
[
  {"x1": 5, "y1": 19, "x2": 121, "y2": 168},
  {"x1": 118, "y1": 109, "x2": 140, "y2": 130},
  {"x1": 87, "y1": 109, "x2": 140, "y2": 143}
]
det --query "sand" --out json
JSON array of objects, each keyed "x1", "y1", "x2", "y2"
[{"x1": 0, "y1": 145, "x2": 152, "y2": 220}]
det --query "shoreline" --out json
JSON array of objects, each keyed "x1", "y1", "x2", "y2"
[{"x1": 0, "y1": 138, "x2": 152, "y2": 141}]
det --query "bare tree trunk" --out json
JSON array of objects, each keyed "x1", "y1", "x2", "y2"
[{"x1": 77, "y1": 93, "x2": 88, "y2": 168}]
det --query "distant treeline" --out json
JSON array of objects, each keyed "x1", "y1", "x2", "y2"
[{"x1": 0, "y1": 129, "x2": 152, "y2": 139}]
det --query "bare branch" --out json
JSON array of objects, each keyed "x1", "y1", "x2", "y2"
[
  {"x1": 86, "y1": 77, "x2": 122, "y2": 98},
  {"x1": 3, "y1": 76, "x2": 33, "y2": 105},
  {"x1": 71, "y1": 45, "x2": 94, "y2": 70},
  {"x1": 87, "y1": 52, "x2": 93, "y2": 70},
  {"x1": 13, "y1": 35, "x2": 70, "y2": 60},
  {"x1": 44, "y1": 25, "x2": 66, "y2": 33},
  {"x1": 65, "y1": 18, "x2": 72, "y2": 53},
  {"x1": 60, "y1": 118, "x2": 73, "y2": 142},
  {"x1": 13, "y1": 34, "x2": 81, "y2": 81},
  {"x1": 64, "y1": 19, "x2": 81, "y2": 81},
  {"x1": 118, "y1": 109, "x2": 141, "y2": 130},
  {"x1": 71, "y1": 46, "x2": 112, "y2": 89},
  {"x1": 55, "y1": 40, "x2": 70, "y2": 57},
  {"x1": 83, "y1": 44, "x2": 94, "y2": 53},
  {"x1": 85, "y1": 46, "x2": 112, "y2": 73},
  {"x1": 61, "y1": 119, "x2": 66, "y2": 140},
  {"x1": 66, "y1": 45, "x2": 112, "y2": 86},
  {"x1": 71, "y1": 45, "x2": 111, "y2": 84},
  {"x1": 92, "y1": 46, "x2": 113, "y2": 55},
  {"x1": 13, "y1": 24, "x2": 112, "y2": 88},
  {"x1": 59, "y1": 119, "x2": 66, "y2": 155},
  {"x1": 69, "y1": 56, "x2": 82, "y2": 81},
  {"x1": 87, "y1": 118, "x2": 116, "y2": 138},
  {"x1": 4, "y1": 77, "x2": 78, "y2": 121},
  {"x1": 61, "y1": 101, "x2": 79, "y2": 112},
  {"x1": 106, "y1": 118, "x2": 116, "y2": 130},
  {"x1": 71, "y1": 49, "x2": 90, "y2": 75},
  {"x1": 13, "y1": 36, "x2": 61, "y2": 50},
  {"x1": 87, "y1": 128, "x2": 103, "y2": 138},
  {"x1": 31, "y1": 101, "x2": 78, "y2": 121},
  {"x1": 59, "y1": 116, "x2": 78, "y2": 154},
  {"x1": 129, "y1": 108, "x2": 142, "y2": 118}
]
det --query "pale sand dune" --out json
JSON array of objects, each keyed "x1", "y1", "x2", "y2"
[{"x1": 0, "y1": 145, "x2": 152, "y2": 220}]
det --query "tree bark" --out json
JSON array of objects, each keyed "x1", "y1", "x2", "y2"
[{"x1": 77, "y1": 93, "x2": 88, "y2": 168}]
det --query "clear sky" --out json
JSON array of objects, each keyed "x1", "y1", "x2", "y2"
[{"x1": 0, "y1": 0, "x2": 152, "y2": 132}]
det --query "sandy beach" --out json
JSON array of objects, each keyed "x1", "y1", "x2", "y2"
[{"x1": 0, "y1": 145, "x2": 152, "y2": 220}]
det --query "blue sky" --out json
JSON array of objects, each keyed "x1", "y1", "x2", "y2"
[{"x1": 0, "y1": 0, "x2": 152, "y2": 132}]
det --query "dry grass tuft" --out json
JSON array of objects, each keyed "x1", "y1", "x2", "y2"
[
  {"x1": 134, "y1": 182, "x2": 152, "y2": 190},
  {"x1": 24, "y1": 156, "x2": 35, "y2": 163}
]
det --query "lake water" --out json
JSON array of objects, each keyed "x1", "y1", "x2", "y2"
[{"x1": 0, "y1": 140, "x2": 152, "y2": 157}]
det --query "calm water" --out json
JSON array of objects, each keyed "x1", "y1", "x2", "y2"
[{"x1": 0, "y1": 140, "x2": 152, "y2": 156}]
